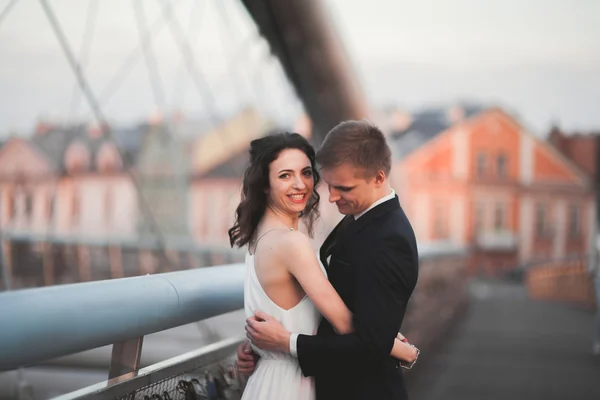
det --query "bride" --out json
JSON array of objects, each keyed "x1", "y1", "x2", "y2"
[{"x1": 228, "y1": 132, "x2": 418, "y2": 400}]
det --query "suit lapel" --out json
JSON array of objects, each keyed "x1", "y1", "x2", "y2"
[
  {"x1": 320, "y1": 215, "x2": 352, "y2": 269},
  {"x1": 320, "y1": 197, "x2": 400, "y2": 269},
  {"x1": 346, "y1": 195, "x2": 401, "y2": 238}
]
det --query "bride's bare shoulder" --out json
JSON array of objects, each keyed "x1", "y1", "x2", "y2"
[{"x1": 274, "y1": 230, "x2": 313, "y2": 257}]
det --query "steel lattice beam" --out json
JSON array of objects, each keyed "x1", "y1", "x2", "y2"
[{"x1": 240, "y1": 0, "x2": 368, "y2": 144}]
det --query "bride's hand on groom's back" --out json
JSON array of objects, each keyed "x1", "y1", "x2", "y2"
[{"x1": 237, "y1": 340, "x2": 258, "y2": 375}]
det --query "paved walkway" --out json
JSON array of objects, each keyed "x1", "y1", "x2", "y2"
[{"x1": 407, "y1": 280, "x2": 600, "y2": 400}]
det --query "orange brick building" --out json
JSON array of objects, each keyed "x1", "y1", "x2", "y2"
[
  {"x1": 548, "y1": 127, "x2": 599, "y2": 226},
  {"x1": 392, "y1": 108, "x2": 595, "y2": 276},
  {"x1": 548, "y1": 127, "x2": 599, "y2": 179}
]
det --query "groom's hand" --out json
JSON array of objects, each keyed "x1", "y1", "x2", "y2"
[
  {"x1": 236, "y1": 340, "x2": 258, "y2": 375},
  {"x1": 246, "y1": 311, "x2": 291, "y2": 353}
]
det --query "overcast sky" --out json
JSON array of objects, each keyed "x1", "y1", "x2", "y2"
[{"x1": 1, "y1": 0, "x2": 599, "y2": 136}]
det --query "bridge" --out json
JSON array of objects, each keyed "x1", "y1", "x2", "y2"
[
  {"x1": 1, "y1": 250, "x2": 598, "y2": 399},
  {"x1": 408, "y1": 278, "x2": 600, "y2": 400},
  {"x1": 0, "y1": 0, "x2": 598, "y2": 399}
]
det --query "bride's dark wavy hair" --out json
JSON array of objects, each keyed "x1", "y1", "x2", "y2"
[{"x1": 228, "y1": 132, "x2": 321, "y2": 248}]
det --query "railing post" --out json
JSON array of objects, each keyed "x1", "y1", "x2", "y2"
[
  {"x1": 109, "y1": 245, "x2": 123, "y2": 279},
  {"x1": 108, "y1": 336, "x2": 144, "y2": 379},
  {"x1": 77, "y1": 245, "x2": 91, "y2": 282},
  {"x1": 0, "y1": 238, "x2": 11, "y2": 291},
  {"x1": 42, "y1": 241, "x2": 54, "y2": 286},
  {"x1": 139, "y1": 249, "x2": 154, "y2": 275}
]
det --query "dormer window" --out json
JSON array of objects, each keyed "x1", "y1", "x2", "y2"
[
  {"x1": 65, "y1": 142, "x2": 90, "y2": 174},
  {"x1": 96, "y1": 141, "x2": 123, "y2": 173}
]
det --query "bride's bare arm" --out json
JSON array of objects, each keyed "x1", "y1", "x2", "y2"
[
  {"x1": 280, "y1": 232, "x2": 352, "y2": 335},
  {"x1": 277, "y1": 232, "x2": 418, "y2": 363}
]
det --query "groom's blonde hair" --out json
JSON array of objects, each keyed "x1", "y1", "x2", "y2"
[{"x1": 316, "y1": 120, "x2": 392, "y2": 178}]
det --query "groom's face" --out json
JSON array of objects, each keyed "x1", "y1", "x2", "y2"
[{"x1": 322, "y1": 163, "x2": 378, "y2": 216}]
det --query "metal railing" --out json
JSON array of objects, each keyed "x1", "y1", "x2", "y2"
[
  {"x1": 525, "y1": 254, "x2": 597, "y2": 310},
  {"x1": 0, "y1": 246, "x2": 471, "y2": 399},
  {"x1": 0, "y1": 263, "x2": 244, "y2": 373},
  {"x1": 0, "y1": 233, "x2": 245, "y2": 290},
  {"x1": 51, "y1": 337, "x2": 245, "y2": 400}
]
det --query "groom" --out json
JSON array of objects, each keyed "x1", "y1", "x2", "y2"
[{"x1": 239, "y1": 120, "x2": 419, "y2": 399}]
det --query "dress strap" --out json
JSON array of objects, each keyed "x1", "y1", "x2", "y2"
[{"x1": 250, "y1": 227, "x2": 294, "y2": 255}]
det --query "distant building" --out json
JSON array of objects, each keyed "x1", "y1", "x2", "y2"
[
  {"x1": 0, "y1": 123, "x2": 148, "y2": 287},
  {"x1": 0, "y1": 123, "x2": 145, "y2": 239},
  {"x1": 548, "y1": 127, "x2": 600, "y2": 224},
  {"x1": 548, "y1": 127, "x2": 599, "y2": 179},
  {"x1": 136, "y1": 122, "x2": 192, "y2": 239},
  {"x1": 0, "y1": 110, "x2": 277, "y2": 288},
  {"x1": 391, "y1": 107, "x2": 595, "y2": 276}
]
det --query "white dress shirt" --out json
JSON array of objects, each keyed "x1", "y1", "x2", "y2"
[
  {"x1": 354, "y1": 189, "x2": 396, "y2": 220},
  {"x1": 289, "y1": 189, "x2": 396, "y2": 356}
]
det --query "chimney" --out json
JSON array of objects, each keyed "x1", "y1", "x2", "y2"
[
  {"x1": 148, "y1": 110, "x2": 163, "y2": 125},
  {"x1": 447, "y1": 105, "x2": 465, "y2": 124},
  {"x1": 88, "y1": 122, "x2": 103, "y2": 139},
  {"x1": 34, "y1": 121, "x2": 52, "y2": 136},
  {"x1": 391, "y1": 110, "x2": 412, "y2": 132}
]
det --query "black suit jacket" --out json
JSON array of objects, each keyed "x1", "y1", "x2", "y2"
[{"x1": 297, "y1": 196, "x2": 419, "y2": 400}]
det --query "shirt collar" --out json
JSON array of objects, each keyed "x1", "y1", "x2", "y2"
[{"x1": 354, "y1": 189, "x2": 396, "y2": 220}]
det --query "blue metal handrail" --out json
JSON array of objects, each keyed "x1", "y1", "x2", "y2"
[
  {"x1": 0, "y1": 245, "x2": 470, "y2": 373},
  {"x1": 0, "y1": 263, "x2": 244, "y2": 371}
]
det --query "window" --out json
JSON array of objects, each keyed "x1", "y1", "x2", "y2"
[
  {"x1": 497, "y1": 153, "x2": 508, "y2": 178},
  {"x1": 72, "y1": 189, "x2": 80, "y2": 225},
  {"x1": 46, "y1": 193, "x2": 55, "y2": 222},
  {"x1": 433, "y1": 202, "x2": 448, "y2": 239},
  {"x1": 24, "y1": 193, "x2": 33, "y2": 221},
  {"x1": 104, "y1": 187, "x2": 113, "y2": 225},
  {"x1": 200, "y1": 190, "x2": 217, "y2": 239},
  {"x1": 43, "y1": 193, "x2": 56, "y2": 226},
  {"x1": 568, "y1": 204, "x2": 580, "y2": 237},
  {"x1": 65, "y1": 142, "x2": 90, "y2": 174},
  {"x1": 474, "y1": 203, "x2": 484, "y2": 233},
  {"x1": 6, "y1": 191, "x2": 14, "y2": 221},
  {"x1": 476, "y1": 152, "x2": 487, "y2": 178},
  {"x1": 494, "y1": 203, "x2": 505, "y2": 231},
  {"x1": 536, "y1": 203, "x2": 549, "y2": 238},
  {"x1": 97, "y1": 142, "x2": 122, "y2": 173}
]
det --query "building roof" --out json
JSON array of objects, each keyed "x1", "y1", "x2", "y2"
[
  {"x1": 29, "y1": 123, "x2": 148, "y2": 172},
  {"x1": 31, "y1": 125, "x2": 83, "y2": 171},
  {"x1": 197, "y1": 127, "x2": 291, "y2": 179},
  {"x1": 201, "y1": 148, "x2": 250, "y2": 179},
  {"x1": 547, "y1": 126, "x2": 599, "y2": 179},
  {"x1": 391, "y1": 104, "x2": 485, "y2": 159},
  {"x1": 112, "y1": 124, "x2": 149, "y2": 167}
]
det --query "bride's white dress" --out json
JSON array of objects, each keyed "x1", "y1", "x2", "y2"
[{"x1": 241, "y1": 252, "x2": 322, "y2": 400}]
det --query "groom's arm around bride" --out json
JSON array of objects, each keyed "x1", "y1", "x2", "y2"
[
  {"x1": 298, "y1": 233, "x2": 417, "y2": 375},
  {"x1": 246, "y1": 218, "x2": 418, "y2": 374}
]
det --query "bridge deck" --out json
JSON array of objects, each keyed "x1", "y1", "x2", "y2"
[{"x1": 408, "y1": 280, "x2": 600, "y2": 400}]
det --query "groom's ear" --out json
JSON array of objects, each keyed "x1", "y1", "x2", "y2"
[{"x1": 374, "y1": 170, "x2": 386, "y2": 187}]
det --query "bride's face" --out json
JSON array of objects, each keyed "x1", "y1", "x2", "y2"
[{"x1": 267, "y1": 148, "x2": 315, "y2": 216}]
